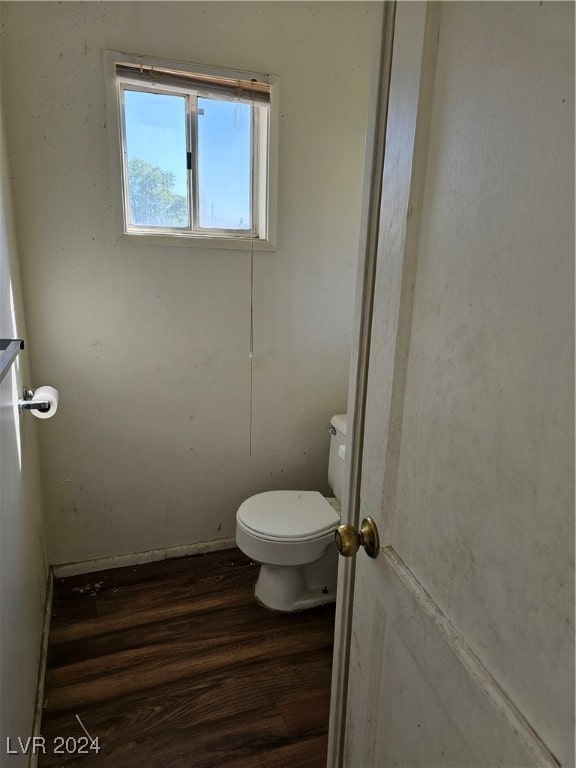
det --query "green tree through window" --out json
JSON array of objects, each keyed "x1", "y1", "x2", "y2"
[{"x1": 127, "y1": 157, "x2": 188, "y2": 228}]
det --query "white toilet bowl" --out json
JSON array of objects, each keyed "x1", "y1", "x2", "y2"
[
  {"x1": 236, "y1": 490, "x2": 340, "y2": 611},
  {"x1": 236, "y1": 414, "x2": 347, "y2": 612}
]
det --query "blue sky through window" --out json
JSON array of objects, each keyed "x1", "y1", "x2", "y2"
[
  {"x1": 124, "y1": 90, "x2": 187, "y2": 196},
  {"x1": 123, "y1": 89, "x2": 252, "y2": 230},
  {"x1": 197, "y1": 98, "x2": 251, "y2": 230}
]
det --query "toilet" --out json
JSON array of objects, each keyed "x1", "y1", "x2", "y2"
[{"x1": 236, "y1": 414, "x2": 347, "y2": 611}]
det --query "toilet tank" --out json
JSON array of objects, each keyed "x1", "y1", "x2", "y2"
[{"x1": 327, "y1": 414, "x2": 347, "y2": 502}]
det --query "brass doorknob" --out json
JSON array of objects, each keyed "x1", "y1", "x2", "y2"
[{"x1": 335, "y1": 517, "x2": 380, "y2": 558}]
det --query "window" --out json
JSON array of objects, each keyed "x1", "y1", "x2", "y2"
[{"x1": 104, "y1": 52, "x2": 277, "y2": 249}]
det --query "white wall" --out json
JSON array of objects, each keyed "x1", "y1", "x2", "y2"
[
  {"x1": 0, "y1": 2, "x2": 380, "y2": 565},
  {"x1": 392, "y1": 2, "x2": 574, "y2": 762},
  {"x1": 0, "y1": 87, "x2": 48, "y2": 763},
  {"x1": 340, "y1": 4, "x2": 574, "y2": 767}
]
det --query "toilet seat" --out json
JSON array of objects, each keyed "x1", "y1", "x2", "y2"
[{"x1": 237, "y1": 490, "x2": 340, "y2": 543}]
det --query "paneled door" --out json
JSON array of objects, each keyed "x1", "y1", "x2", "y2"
[{"x1": 329, "y1": 2, "x2": 574, "y2": 766}]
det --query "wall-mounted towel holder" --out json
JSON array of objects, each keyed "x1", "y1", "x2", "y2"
[
  {"x1": 0, "y1": 340, "x2": 58, "y2": 416},
  {"x1": 0, "y1": 338, "x2": 24, "y2": 384}
]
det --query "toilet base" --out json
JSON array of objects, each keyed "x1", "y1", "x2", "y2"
[{"x1": 254, "y1": 546, "x2": 338, "y2": 612}]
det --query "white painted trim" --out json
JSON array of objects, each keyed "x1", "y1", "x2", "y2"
[
  {"x1": 29, "y1": 570, "x2": 53, "y2": 768},
  {"x1": 112, "y1": 231, "x2": 276, "y2": 252},
  {"x1": 326, "y1": 4, "x2": 395, "y2": 765},
  {"x1": 102, "y1": 49, "x2": 278, "y2": 251},
  {"x1": 51, "y1": 537, "x2": 236, "y2": 578},
  {"x1": 381, "y1": 547, "x2": 560, "y2": 767}
]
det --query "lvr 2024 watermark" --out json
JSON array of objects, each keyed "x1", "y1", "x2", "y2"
[{"x1": 6, "y1": 735, "x2": 100, "y2": 755}]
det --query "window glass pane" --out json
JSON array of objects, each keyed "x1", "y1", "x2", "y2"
[
  {"x1": 123, "y1": 90, "x2": 189, "y2": 228},
  {"x1": 197, "y1": 98, "x2": 251, "y2": 231}
]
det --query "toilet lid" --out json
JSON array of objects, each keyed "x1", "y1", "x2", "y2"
[{"x1": 237, "y1": 491, "x2": 340, "y2": 541}]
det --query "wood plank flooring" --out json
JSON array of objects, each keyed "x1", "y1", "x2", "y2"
[{"x1": 39, "y1": 548, "x2": 335, "y2": 767}]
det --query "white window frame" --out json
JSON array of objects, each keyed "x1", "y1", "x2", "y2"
[{"x1": 104, "y1": 51, "x2": 278, "y2": 250}]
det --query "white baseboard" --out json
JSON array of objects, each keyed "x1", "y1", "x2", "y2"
[
  {"x1": 51, "y1": 537, "x2": 236, "y2": 578},
  {"x1": 29, "y1": 569, "x2": 53, "y2": 768}
]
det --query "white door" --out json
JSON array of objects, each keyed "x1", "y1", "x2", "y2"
[{"x1": 329, "y1": 2, "x2": 574, "y2": 766}]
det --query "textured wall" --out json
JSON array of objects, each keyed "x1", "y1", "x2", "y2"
[
  {"x1": 0, "y1": 2, "x2": 380, "y2": 564},
  {"x1": 0, "y1": 96, "x2": 48, "y2": 763},
  {"x1": 394, "y1": 4, "x2": 574, "y2": 761}
]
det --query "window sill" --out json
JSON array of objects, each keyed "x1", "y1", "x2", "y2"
[{"x1": 116, "y1": 231, "x2": 276, "y2": 252}]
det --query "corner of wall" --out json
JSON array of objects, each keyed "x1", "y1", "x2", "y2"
[{"x1": 0, "y1": 77, "x2": 49, "y2": 766}]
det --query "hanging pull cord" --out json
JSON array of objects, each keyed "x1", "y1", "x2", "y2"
[
  {"x1": 249, "y1": 245, "x2": 254, "y2": 457},
  {"x1": 249, "y1": 80, "x2": 256, "y2": 458}
]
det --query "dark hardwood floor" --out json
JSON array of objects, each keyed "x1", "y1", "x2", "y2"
[{"x1": 39, "y1": 548, "x2": 335, "y2": 767}]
